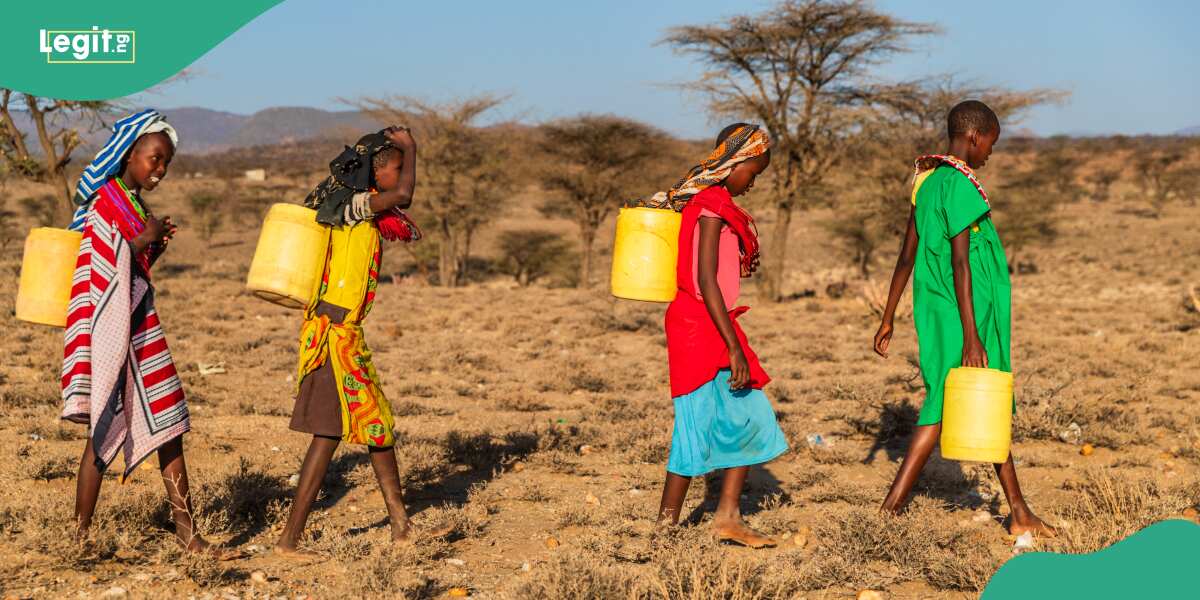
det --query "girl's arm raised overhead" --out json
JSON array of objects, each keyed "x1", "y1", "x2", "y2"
[
  {"x1": 698, "y1": 217, "x2": 749, "y2": 389},
  {"x1": 873, "y1": 205, "x2": 919, "y2": 358},
  {"x1": 369, "y1": 127, "x2": 418, "y2": 212}
]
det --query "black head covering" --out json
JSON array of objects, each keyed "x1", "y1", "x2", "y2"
[{"x1": 305, "y1": 130, "x2": 394, "y2": 226}]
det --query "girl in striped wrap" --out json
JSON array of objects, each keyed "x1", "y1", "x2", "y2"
[{"x1": 62, "y1": 109, "x2": 223, "y2": 555}]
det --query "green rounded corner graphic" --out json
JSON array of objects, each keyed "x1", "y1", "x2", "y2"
[
  {"x1": 0, "y1": 1, "x2": 284, "y2": 100},
  {"x1": 982, "y1": 519, "x2": 1200, "y2": 599}
]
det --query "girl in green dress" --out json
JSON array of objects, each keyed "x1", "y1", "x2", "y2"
[{"x1": 872, "y1": 100, "x2": 1054, "y2": 537}]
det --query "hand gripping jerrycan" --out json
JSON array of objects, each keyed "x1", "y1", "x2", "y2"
[
  {"x1": 940, "y1": 367, "x2": 1013, "y2": 463},
  {"x1": 610, "y1": 207, "x2": 681, "y2": 303},
  {"x1": 14, "y1": 227, "x2": 83, "y2": 327},
  {"x1": 246, "y1": 204, "x2": 330, "y2": 309}
]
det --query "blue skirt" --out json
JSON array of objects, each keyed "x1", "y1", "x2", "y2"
[{"x1": 666, "y1": 369, "x2": 789, "y2": 477}]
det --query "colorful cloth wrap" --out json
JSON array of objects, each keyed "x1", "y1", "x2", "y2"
[
  {"x1": 304, "y1": 130, "x2": 421, "y2": 243},
  {"x1": 296, "y1": 218, "x2": 395, "y2": 447},
  {"x1": 665, "y1": 186, "x2": 771, "y2": 398},
  {"x1": 62, "y1": 178, "x2": 189, "y2": 480},
  {"x1": 634, "y1": 124, "x2": 770, "y2": 275},
  {"x1": 70, "y1": 109, "x2": 177, "y2": 231}
]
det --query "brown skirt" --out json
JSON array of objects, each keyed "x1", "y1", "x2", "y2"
[{"x1": 289, "y1": 302, "x2": 350, "y2": 438}]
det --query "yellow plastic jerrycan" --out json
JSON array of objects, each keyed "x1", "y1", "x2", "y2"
[
  {"x1": 246, "y1": 204, "x2": 330, "y2": 309},
  {"x1": 15, "y1": 227, "x2": 83, "y2": 327},
  {"x1": 610, "y1": 207, "x2": 681, "y2": 302},
  {"x1": 940, "y1": 367, "x2": 1013, "y2": 463}
]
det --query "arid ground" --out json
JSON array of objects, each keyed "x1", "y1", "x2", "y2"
[{"x1": 1, "y1": 148, "x2": 1198, "y2": 599}]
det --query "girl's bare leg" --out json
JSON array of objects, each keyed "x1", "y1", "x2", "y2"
[
  {"x1": 75, "y1": 438, "x2": 103, "y2": 539},
  {"x1": 158, "y1": 436, "x2": 213, "y2": 552},
  {"x1": 276, "y1": 435, "x2": 339, "y2": 555},
  {"x1": 994, "y1": 454, "x2": 1056, "y2": 536},
  {"x1": 881, "y1": 423, "x2": 940, "y2": 513},
  {"x1": 367, "y1": 445, "x2": 412, "y2": 542},
  {"x1": 657, "y1": 472, "x2": 692, "y2": 527}
]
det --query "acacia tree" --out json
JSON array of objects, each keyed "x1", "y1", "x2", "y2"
[
  {"x1": 1136, "y1": 145, "x2": 1200, "y2": 215},
  {"x1": 537, "y1": 115, "x2": 669, "y2": 287},
  {"x1": 353, "y1": 94, "x2": 513, "y2": 287},
  {"x1": 0, "y1": 91, "x2": 110, "y2": 220},
  {"x1": 662, "y1": 0, "x2": 938, "y2": 300}
]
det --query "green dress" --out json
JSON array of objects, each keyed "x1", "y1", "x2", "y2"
[{"x1": 911, "y1": 165, "x2": 1012, "y2": 425}]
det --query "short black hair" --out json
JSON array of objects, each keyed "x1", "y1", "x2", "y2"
[
  {"x1": 372, "y1": 146, "x2": 401, "y2": 172},
  {"x1": 715, "y1": 123, "x2": 750, "y2": 148},
  {"x1": 947, "y1": 100, "x2": 999, "y2": 139}
]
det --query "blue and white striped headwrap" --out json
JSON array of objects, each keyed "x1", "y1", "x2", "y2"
[{"x1": 68, "y1": 109, "x2": 178, "y2": 231}]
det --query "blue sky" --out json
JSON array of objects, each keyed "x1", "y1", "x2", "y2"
[{"x1": 148, "y1": 0, "x2": 1200, "y2": 138}]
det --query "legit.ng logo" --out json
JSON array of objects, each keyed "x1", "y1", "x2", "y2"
[{"x1": 39, "y1": 27, "x2": 135, "y2": 64}]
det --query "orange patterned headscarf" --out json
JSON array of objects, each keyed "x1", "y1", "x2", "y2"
[{"x1": 638, "y1": 124, "x2": 771, "y2": 212}]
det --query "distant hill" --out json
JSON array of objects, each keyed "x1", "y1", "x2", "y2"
[
  {"x1": 1176, "y1": 125, "x2": 1200, "y2": 136},
  {"x1": 9, "y1": 106, "x2": 387, "y2": 155}
]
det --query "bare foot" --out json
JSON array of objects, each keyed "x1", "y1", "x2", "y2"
[
  {"x1": 273, "y1": 545, "x2": 322, "y2": 561},
  {"x1": 713, "y1": 518, "x2": 777, "y2": 549},
  {"x1": 1008, "y1": 513, "x2": 1058, "y2": 538}
]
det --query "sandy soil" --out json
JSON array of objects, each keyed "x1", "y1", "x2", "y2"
[{"x1": 0, "y1": 171, "x2": 1197, "y2": 599}]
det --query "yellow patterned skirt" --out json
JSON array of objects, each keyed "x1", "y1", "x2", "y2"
[{"x1": 294, "y1": 219, "x2": 394, "y2": 447}]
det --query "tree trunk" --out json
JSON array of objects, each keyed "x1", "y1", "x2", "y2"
[
  {"x1": 25, "y1": 98, "x2": 73, "y2": 223},
  {"x1": 437, "y1": 218, "x2": 457, "y2": 287},
  {"x1": 578, "y1": 225, "x2": 596, "y2": 288},
  {"x1": 50, "y1": 169, "x2": 72, "y2": 223},
  {"x1": 459, "y1": 227, "x2": 475, "y2": 285},
  {"x1": 762, "y1": 203, "x2": 794, "y2": 301}
]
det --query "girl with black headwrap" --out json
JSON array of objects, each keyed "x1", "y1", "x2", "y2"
[{"x1": 276, "y1": 126, "x2": 424, "y2": 556}]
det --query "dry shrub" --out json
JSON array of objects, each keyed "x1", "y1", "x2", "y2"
[
  {"x1": 787, "y1": 502, "x2": 999, "y2": 592},
  {"x1": 1015, "y1": 383, "x2": 1141, "y2": 448},
  {"x1": 597, "y1": 305, "x2": 660, "y2": 334},
  {"x1": 153, "y1": 544, "x2": 243, "y2": 587},
  {"x1": 192, "y1": 457, "x2": 290, "y2": 534},
  {"x1": 394, "y1": 441, "x2": 452, "y2": 489},
  {"x1": 506, "y1": 550, "x2": 642, "y2": 599},
  {"x1": 19, "y1": 488, "x2": 169, "y2": 566},
  {"x1": 530, "y1": 449, "x2": 583, "y2": 474},
  {"x1": 807, "y1": 482, "x2": 878, "y2": 506},
  {"x1": 569, "y1": 370, "x2": 611, "y2": 393},
  {"x1": 611, "y1": 425, "x2": 672, "y2": 464},
  {"x1": 1050, "y1": 469, "x2": 1200, "y2": 554},
  {"x1": 418, "y1": 500, "x2": 490, "y2": 539},
  {"x1": 344, "y1": 548, "x2": 438, "y2": 599},
  {"x1": 650, "y1": 549, "x2": 785, "y2": 600},
  {"x1": 534, "y1": 421, "x2": 603, "y2": 453},
  {"x1": 17, "y1": 445, "x2": 74, "y2": 481},
  {"x1": 495, "y1": 395, "x2": 551, "y2": 412},
  {"x1": 19, "y1": 421, "x2": 84, "y2": 441},
  {"x1": 556, "y1": 503, "x2": 604, "y2": 528}
]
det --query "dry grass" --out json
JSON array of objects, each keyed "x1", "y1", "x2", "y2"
[
  {"x1": 1050, "y1": 469, "x2": 1200, "y2": 554},
  {"x1": 0, "y1": 147, "x2": 1197, "y2": 597},
  {"x1": 786, "y1": 502, "x2": 999, "y2": 592}
]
